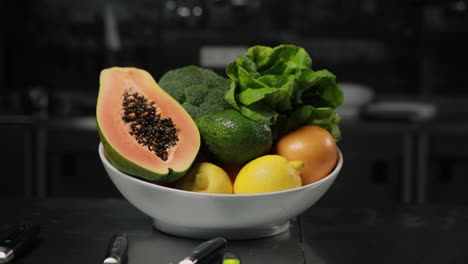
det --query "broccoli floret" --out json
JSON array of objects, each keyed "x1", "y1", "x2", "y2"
[
  {"x1": 181, "y1": 102, "x2": 205, "y2": 119},
  {"x1": 159, "y1": 65, "x2": 232, "y2": 119},
  {"x1": 184, "y1": 84, "x2": 208, "y2": 106}
]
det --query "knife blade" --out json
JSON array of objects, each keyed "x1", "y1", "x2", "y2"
[
  {"x1": 103, "y1": 234, "x2": 128, "y2": 264},
  {"x1": 0, "y1": 223, "x2": 40, "y2": 264}
]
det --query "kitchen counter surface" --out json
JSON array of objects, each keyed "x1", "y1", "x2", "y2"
[
  {"x1": 0, "y1": 198, "x2": 303, "y2": 264},
  {"x1": 301, "y1": 206, "x2": 468, "y2": 263},
  {"x1": 1, "y1": 198, "x2": 468, "y2": 263}
]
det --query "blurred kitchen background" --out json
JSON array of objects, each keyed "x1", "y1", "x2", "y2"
[{"x1": 1, "y1": 0, "x2": 468, "y2": 205}]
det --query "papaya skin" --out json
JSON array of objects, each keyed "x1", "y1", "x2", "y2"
[{"x1": 99, "y1": 127, "x2": 187, "y2": 182}]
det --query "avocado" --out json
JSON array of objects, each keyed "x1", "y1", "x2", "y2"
[{"x1": 195, "y1": 109, "x2": 273, "y2": 165}]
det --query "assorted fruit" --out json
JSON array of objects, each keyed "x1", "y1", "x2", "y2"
[{"x1": 97, "y1": 44, "x2": 343, "y2": 194}]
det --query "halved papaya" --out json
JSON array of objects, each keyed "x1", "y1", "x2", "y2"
[{"x1": 97, "y1": 67, "x2": 200, "y2": 182}]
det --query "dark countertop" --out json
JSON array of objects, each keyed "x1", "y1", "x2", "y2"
[
  {"x1": 0, "y1": 198, "x2": 303, "y2": 264},
  {"x1": 1, "y1": 198, "x2": 468, "y2": 263},
  {"x1": 301, "y1": 206, "x2": 468, "y2": 263}
]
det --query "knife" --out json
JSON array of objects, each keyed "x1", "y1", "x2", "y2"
[
  {"x1": 103, "y1": 234, "x2": 129, "y2": 264},
  {"x1": 0, "y1": 223, "x2": 40, "y2": 263},
  {"x1": 178, "y1": 237, "x2": 227, "y2": 264}
]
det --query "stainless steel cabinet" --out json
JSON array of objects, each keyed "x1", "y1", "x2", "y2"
[
  {"x1": 0, "y1": 118, "x2": 34, "y2": 196},
  {"x1": 47, "y1": 129, "x2": 120, "y2": 197},
  {"x1": 316, "y1": 121, "x2": 416, "y2": 206},
  {"x1": 44, "y1": 118, "x2": 121, "y2": 197},
  {"x1": 424, "y1": 124, "x2": 468, "y2": 204}
]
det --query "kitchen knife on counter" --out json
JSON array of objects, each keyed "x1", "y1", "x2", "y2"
[
  {"x1": 178, "y1": 237, "x2": 227, "y2": 264},
  {"x1": 103, "y1": 233, "x2": 128, "y2": 264},
  {"x1": 0, "y1": 223, "x2": 40, "y2": 263}
]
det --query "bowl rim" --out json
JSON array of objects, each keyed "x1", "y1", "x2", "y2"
[{"x1": 99, "y1": 142, "x2": 343, "y2": 198}]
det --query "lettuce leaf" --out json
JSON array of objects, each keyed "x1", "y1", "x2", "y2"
[{"x1": 225, "y1": 44, "x2": 344, "y2": 140}]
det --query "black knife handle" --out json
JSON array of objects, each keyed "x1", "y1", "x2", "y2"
[
  {"x1": 0, "y1": 223, "x2": 40, "y2": 257},
  {"x1": 191, "y1": 237, "x2": 227, "y2": 262},
  {"x1": 104, "y1": 234, "x2": 128, "y2": 263}
]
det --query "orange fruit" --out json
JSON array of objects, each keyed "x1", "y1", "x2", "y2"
[{"x1": 276, "y1": 125, "x2": 338, "y2": 185}]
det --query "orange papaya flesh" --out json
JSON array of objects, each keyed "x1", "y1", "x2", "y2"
[{"x1": 97, "y1": 67, "x2": 200, "y2": 182}]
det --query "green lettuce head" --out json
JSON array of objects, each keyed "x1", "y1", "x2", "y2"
[{"x1": 225, "y1": 44, "x2": 344, "y2": 140}]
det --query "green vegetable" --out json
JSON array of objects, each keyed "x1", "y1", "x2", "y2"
[
  {"x1": 225, "y1": 44, "x2": 343, "y2": 140},
  {"x1": 195, "y1": 109, "x2": 273, "y2": 165},
  {"x1": 159, "y1": 65, "x2": 232, "y2": 119}
]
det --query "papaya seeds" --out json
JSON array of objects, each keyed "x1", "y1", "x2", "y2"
[{"x1": 121, "y1": 91, "x2": 178, "y2": 161}]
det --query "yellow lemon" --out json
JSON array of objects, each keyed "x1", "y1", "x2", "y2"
[
  {"x1": 175, "y1": 162, "x2": 233, "y2": 194},
  {"x1": 234, "y1": 155, "x2": 303, "y2": 194}
]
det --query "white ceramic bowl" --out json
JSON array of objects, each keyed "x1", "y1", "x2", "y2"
[{"x1": 98, "y1": 143, "x2": 343, "y2": 239}]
